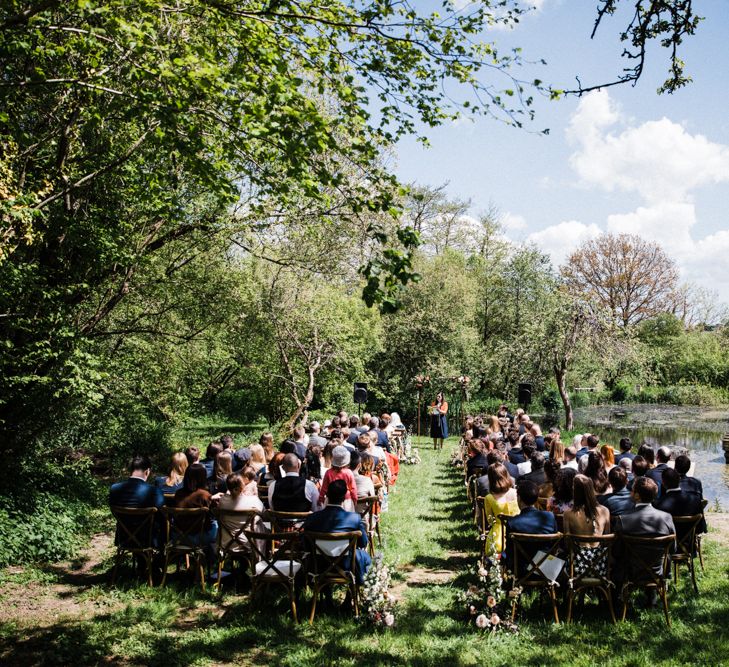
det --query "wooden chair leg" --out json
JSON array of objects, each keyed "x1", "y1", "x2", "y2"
[
  {"x1": 566, "y1": 591, "x2": 574, "y2": 623},
  {"x1": 673, "y1": 561, "x2": 678, "y2": 585},
  {"x1": 621, "y1": 585, "x2": 629, "y2": 621},
  {"x1": 550, "y1": 587, "x2": 560, "y2": 624},
  {"x1": 690, "y1": 558, "x2": 699, "y2": 594},
  {"x1": 145, "y1": 553, "x2": 154, "y2": 587},
  {"x1": 352, "y1": 583, "x2": 360, "y2": 619},
  {"x1": 697, "y1": 537, "x2": 705, "y2": 571},
  {"x1": 216, "y1": 556, "x2": 224, "y2": 595},
  {"x1": 198, "y1": 557, "x2": 206, "y2": 593},
  {"x1": 309, "y1": 584, "x2": 319, "y2": 624},
  {"x1": 160, "y1": 552, "x2": 171, "y2": 588},
  {"x1": 289, "y1": 582, "x2": 298, "y2": 623},
  {"x1": 111, "y1": 550, "x2": 123, "y2": 586},
  {"x1": 603, "y1": 587, "x2": 617, "y2": 624},
  {"x1": 661, "y1": 586, "x2": 671, "y2": 627}
]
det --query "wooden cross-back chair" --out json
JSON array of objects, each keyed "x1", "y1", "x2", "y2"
[
  {"x1": 671, "y1": 514, "x2": 703, "y2": 593},
  {"x1": 698, "y1": 498, "x2": 708, "y2": 570},
  {"x1": 110, "y1": 506, "x2": 159, "y2": 587},
  {"x1": 160, "y1": 506, "x2": 211, "y2": 592},
  {"x1": 565, "y1": 533, "x2": 617, "y2": 624},
  {"x1": 356, "y1": 496, "x2": 380, "y2": 557},
  {"x1": 212, "y1": 508, "x2": 264, "y2": 594},
  {"x1": 163, "y1": 493, "x2": 176, "y2": 506},
  {"x1": 257, "y1": 484, "x2": 270, "y2": 509},
  {"x1": 619, "y1": 534, "x2": 675, "y2": 627},
  {"x1": 269, "y1": 510, "x2": 312, "y2": 534},
  {"x1": 505, "y1": 531, "x2": 564, "y2": 624},
  {"x1": 244, "y1": 529, "x2": 304, "y2": 623},
  {"x1": 304, "y1": 531, "x2": 361, "y2": 624}
]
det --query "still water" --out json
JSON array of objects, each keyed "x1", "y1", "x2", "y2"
[{"x1": 568, "y1": 404, "x2": 729, "y2": 507}]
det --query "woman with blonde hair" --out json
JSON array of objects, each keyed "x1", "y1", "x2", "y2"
[
  {"x1": 155, "y1": 452, "x2": 188, "y2": 494},
  {"x1": 259, "y1": 432, "x2": 275, "y2": 463},
  {"x1": 482, "y1": 463, "x2": 519, "y2": 554},
  {"x1": 212, "y1": 449, "x2": 234, "y2": 493},
  {"x1": 248, "y1": 444, "x2": 266, "y2": 473},
  {"x1": 549, "y1": 439, "x2": 565, "y2": 464}
]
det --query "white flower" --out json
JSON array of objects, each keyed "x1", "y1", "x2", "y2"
[
  {"x1": 384, "y1": 613, "x2": 395, "y2": 627},
  {"x1": 475, "y1": 614, "x2": 488, "y2": 629}
]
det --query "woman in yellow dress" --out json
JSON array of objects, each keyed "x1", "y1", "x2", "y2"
[{"x1": 482, "y1": 463, "x2": 519, "y2": 556}]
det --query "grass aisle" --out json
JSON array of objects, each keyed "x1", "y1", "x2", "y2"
[{"x1": 3, "y1": 437, "x2": 729, "y2": 666}]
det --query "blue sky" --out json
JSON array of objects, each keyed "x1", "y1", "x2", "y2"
[{"x1": 394, "y1": 1, "x2": 729, "y2": 302}]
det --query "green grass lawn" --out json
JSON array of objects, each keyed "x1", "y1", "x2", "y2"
[{"x1": 3, "y1": 436, "x2": 729, "y2": 666}]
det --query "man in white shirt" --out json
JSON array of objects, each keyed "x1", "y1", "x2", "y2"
[{"x1": 563, "y1": 446, "x2": 579, "y2": 470}]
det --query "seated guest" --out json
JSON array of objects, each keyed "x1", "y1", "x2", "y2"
[
  {"x1": 350, "y1": 450, "x2": 375, "y2": 499},
  {"x1": 547, "y1": 467, "x2": 576, "y2": 514},
  {"x1": 291, "y1": 426, "x2": 308, "y2": 460},
  {"x1": 654, "y1": 468, "x2": 707, "y2": 535},
  {"x1": 615, "y1": 477, "x2": 676, "y2": 578},
  {"x1": 217, "y1": 472, "x2": 265, "y2": 554},
  {"x1": 220, "y1": 434, "x2": 237, "y2": 469},
  {"x1": 483, "y1": 464, "x2": 519, "y2": 555},
  {"x1": 563, "y1": 446, "x2": 579, "y2": 471},
  {"x1": 109, "y1": 455, "x2": 165, "y2": 570},
  {"x1": 520, "y1": 451, "x2": 546, "y2": 487},
  {"x1": 549, "y1": 439, "x2": 565, "y2": 465},
  {"x1": 539, "y1": 459, "x2": 560, "y2": 502},
  {"x1": 646, "y1": 446, "x2": 671, "y2": 492},
  {"x1": 320, "y1": 446, "x2": 358, "y2": 511},
  {"x1": 564, "y1": 475, "x2": 610, "y2": 540},
  {"x1": 674, "y1": 454, "x2": 703, "y2": 497},
  {"x1": 185, "y1": 446, "x2": 201, "y2": 467},
  {"x1": 475, "y1": 450, "x2": 504, "y2": 497},
  {"x1": 259, "y1": 432, "x2": 276, "y2": 464},
  {"x1": 574, "y1": 433, "x2": 592, "y2": 460},
  {"x1": 367, "y1": 428, "x2": 388, "y2": 463},
  {"x1": 614, "y1": 437, "x2": 635, "y2": 465},
  {"x1": 201, "y1": 441, "x2": 223, "y2": 480},
  {"x1": 601, "y1": 466, "x2": 635, "y2": 517},
  {"x1": 248, "y1": 444, "x2": 266, "y2": 474},
  {"x1": 233, "y1": 447, "x2": 251, "y2": 473},
  {"x1": 584, "y1": 451, "x2": 610, "y2": 496},
  {"x1": 601, "y1": 444, "x2": 616, "y2": 472},
  {"x1": 636, "y1": 443, "x2": 655, "y2": 468},
  {"x1": 618, "y1": 457, "x2": 634, "y2": 482},
  {"x1": 507, "y1": 431, "x2": 525, "y2": 465},
  {"x1": 155, "y1": 452, "x2": 188, "y2": 494},
  {"x1": 303, "y1": 480, "x2": 371, "y2": 583},
  {"x1": 578, "y1": 434, "x2": 600, "y2": 466},
  {"x1": 504, "y1": 480, "x2": 558, "y2": 574},
  {"x1": 268, "y1": 454, "x2": 319, "y2": 512},
  {"x1": 240, "y1": 466, "x2": 259, "y2": 496},
  {"x1": 516, "y1": 440, "x2": 536, "y2": 477},
  {"x1": 308, "y1": 421, "x2": 328, "y2": 448},
  {"x1": 305, "y1": 446, "x2": 323, "y2": 484},
  {"x1": 263, "y1": 452, "x2": 286, "y2": 485},
  {"x1": 174, "y1": 463, "x2": 218, "y2": 549},
  {"x1": 627, "y1": 455, "x2": 659, "y2": 495},
  {"x1": 211, "y1": 450, "x2": 234, "y2": 494},
  {"x1": 466, "y1": 439, "x2": 490, "y2": 479}
]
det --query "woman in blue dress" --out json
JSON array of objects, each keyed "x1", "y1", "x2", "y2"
[{"x1": 430, "y1": 392, "x2": 449, "y2": 450}]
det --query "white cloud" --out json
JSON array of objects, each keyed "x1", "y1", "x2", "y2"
[
  {"x1": 526, "y1": 220, "x2": 602, "y2": 267},
  {"x1": 568, "y1": 91, "x2": 729, "y2": 203},
  {"x1": 501, "y1": 212, "x2": 527, "y2": 231}
]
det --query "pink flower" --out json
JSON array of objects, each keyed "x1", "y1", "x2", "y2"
[
  {"x1": 469, "y1": 605, "x2": 477, "y2": 615},
  {"x1": 475, "y1": 614, "x2": 488, "y2": 629},
  {"x1": 490, "y1": 613, "x2": 501, "y2": 626},
  {"x1": 486, "y1": 595, "x2": 497, "y2": 608}
]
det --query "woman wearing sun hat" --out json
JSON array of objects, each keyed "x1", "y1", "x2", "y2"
[{"x1": 318, "y1": 445, "x2": 358, "y2": 511}]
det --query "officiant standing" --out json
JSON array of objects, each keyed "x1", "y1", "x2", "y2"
[{"x1": 430, "y1": 392, "x2": 449, "y2": 450}]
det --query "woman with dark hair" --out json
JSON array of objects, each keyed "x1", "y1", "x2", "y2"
[
  {"x1": 430, "y1": 391, "x2": 449, "y2": 450},
  {"x1": 483, "y1": 463, "x2": 519, "y2": 554},
  {"x1": 263, "y1": 452, "x2": 286, "y2": 485},
  {"x1": 306, "y1": 445, "x2": 322, "y2": 483},
  {"x1": 259, "y1": 432, "x2": 275, "y2": 463},
  {"x1": 637, "y1": 443, "x2": 655, "y2": 468},
  {"x1": 584, "y1": 451, "x2": 610, "y2": 495},
  {"x1": 564, "y1": 474, "x2": 611, "y2": 575},
  {"x1": 174, "y1": 463, "x2": 218, "y2": 551},
  {"x1": 539, "y1": 459, "x2": 561, "y2": 501},
  {"x1": 547, "y1": 467, "x2": 577, "y2": 514}
]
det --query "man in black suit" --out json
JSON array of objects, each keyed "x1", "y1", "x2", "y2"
[
  {"x1": 614, "y1": 437, "x2": 635, "y2": 465},
  {"x1": 506, "y1": 430, "x2": 525, "y2": 465},
  {"x1": 646, "y1": 446, "x2": 671, "y2": 493},
  {"x1": 654, "y1": 468, "x2": 707, "y2": 535},
  {"x1": 674, "y1": 454, "x2": 703, "y2": 497}
]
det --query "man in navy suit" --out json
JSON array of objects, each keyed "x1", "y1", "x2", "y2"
[
  {"x1": 303, "y1": 479, "x2": 371, "y2": 583},
  {"x1": 504, "y1": 481, "x2": 558, "y2": 574},
  {"x1": 646, "y1": 446, "x2": 671, "y2": 494},
  {"x1": 654, "y1": 468, "x2": 707, "y2": 535},
  {"x1": 674, "y1": 454, "x2": 703, "y2": 497},
  {"x1": 614, "y1": 437, "x2": 636, "y2": 465},
  {"x1": 601, "y1": 466, "x2": 634, "y2": 517},
  {"x1": 109, "y1": 455, "x2": 165, "y2": 564}
]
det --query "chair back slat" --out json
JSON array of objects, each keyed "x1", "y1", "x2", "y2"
[
  {"x1": 304, "y1": 531, "x2": 361, "y2": 583},
  {"x1": 162, "y1": 506, "x2": 210, "y2": 549},
  {"x1": 621, "y1": 534, "x2": 675, "y2": 586},
  {"x1": 214, "y1": 508, "x2": 262, "y2": 554},
  {"x1": 111, "y1": 506, "x2": 158, "y2": 551},
  {"x1": 508, "y1": 532, "x2": 563, "y2": 587}
]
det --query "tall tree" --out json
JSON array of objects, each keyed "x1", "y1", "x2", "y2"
[{"x1": 561, "y1": 233, "x2": 679, "y2": 328}]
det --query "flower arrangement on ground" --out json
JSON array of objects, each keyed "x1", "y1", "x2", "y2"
[
  {"x1": 457, "y1": 549, "x2": 520, "y2": 634},
  {"x1": 360, "y1": 553, "x2": 396, "y2": 628}
]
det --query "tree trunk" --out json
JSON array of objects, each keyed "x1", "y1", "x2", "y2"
[
  {"x1": 554, "y1": 365, "x2": 573, "y2": 431},
  {"x1": 283, "y1": 364, "x2": 316, "y2": 432}
]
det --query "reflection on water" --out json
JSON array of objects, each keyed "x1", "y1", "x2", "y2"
[{"x1": 570, "y1": 404, "x2": 729, "y2": 507}]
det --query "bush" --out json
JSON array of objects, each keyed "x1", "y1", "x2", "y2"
[{"x1": 610, "y1": 381, "x2": 633, "y2": 403}]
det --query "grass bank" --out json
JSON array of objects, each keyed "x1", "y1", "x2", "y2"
[{"x1": 2, "y1": 436, "x2": 729, "y2": 666}]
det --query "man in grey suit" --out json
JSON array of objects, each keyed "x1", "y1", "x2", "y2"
[{"x1": 615, "y1": 477, "x2": 675, "y2": 602}]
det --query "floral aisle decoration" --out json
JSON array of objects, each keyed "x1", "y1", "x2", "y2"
[
  {"x1": 360, "y1": 553, "x2": 396, "y2": 628},
  {"x1": 400, "y1": 432, "x2": 421, "y2": 465},
  {"x1": 457, "y1": 550, "x2": 520, "y2": 634},
  {"x1": 414, "y1": 374, "x2": 431, "y2": 390}
]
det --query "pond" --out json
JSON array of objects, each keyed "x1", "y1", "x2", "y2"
[{"x1": 569, "y1": 404, "x2": 729, "y2": 508}]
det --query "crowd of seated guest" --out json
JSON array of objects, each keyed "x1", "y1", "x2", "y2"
[
  {"x1": 109, "y1": 410, "x2": 404, "y2": 590},
  {"x1": 460, "y1": 407, "x2": 708, "y2": 596}
]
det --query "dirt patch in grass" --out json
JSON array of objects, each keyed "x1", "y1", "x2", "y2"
[{"x1": 0, "y1": 533, "x2": 116, "y2": 628}]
